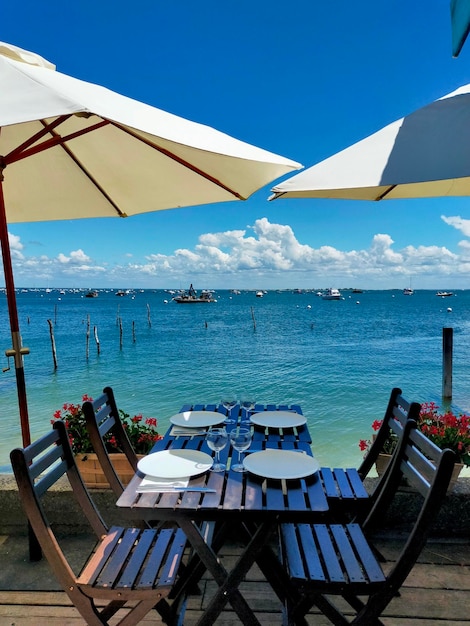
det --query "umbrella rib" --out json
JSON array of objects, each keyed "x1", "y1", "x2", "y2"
[
  {"x1": 37, "y1": 120, "x2": 127, "y2": 217},
  {"x1": 7, "y1": 119, "x2": 111, "y2": 164},
  {"x1": 376, "y1": 186, "x2": 396, "y2": 201},
  {"x1": 107, "y1": 119, "x2": 245, "y2": 201},
  {"x1": 4, "y1": 116, "x2": 73, "y2": 164}
]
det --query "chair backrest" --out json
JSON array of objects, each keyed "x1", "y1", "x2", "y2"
[
  {"x1": 10, "y1": 420, "x2": 108, "y2": 590},
  {"x1": 365, "y1": 422, "x2": 455, "y2": 587},
  {"x1": 357, "y1": 387, "x2": 422, "y2": 481},
  {"x1": 82, "y1": 386, "x2": 137, "y2": 497}
]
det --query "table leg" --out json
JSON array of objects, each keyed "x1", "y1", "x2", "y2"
[{"x1": 178, "y1": 518, "x2": 277, "y2": 626}]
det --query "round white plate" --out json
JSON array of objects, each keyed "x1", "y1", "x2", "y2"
[
  {"x1": 169, "y1": 410, "x2": 225, "y2": 428},
  {"x1": 243, "y1": 449, "x2": 319, "y2": 479},
  {"x1": 250, "y1": 411, "x2": 306, "y2": 429},
  {"x1": 137, "y1": 449, "x2": 213, "y2": 479}
]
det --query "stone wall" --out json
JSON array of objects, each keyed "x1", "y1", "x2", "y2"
[{"x1": 1, "y1": 474, "x2": 470, "y2": 537}]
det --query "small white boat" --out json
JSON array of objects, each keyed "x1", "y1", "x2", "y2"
[
  {"x1": 256, "y1": 291, "x2": 264, "y2": 298},
  {"x1": 436, "y1": 291, "x2": 453, "y2": 297},
  {"x1": 322, "y1": 288, "x2": 342, "y2": 300},
  {"x1": 403, "y1": 287, "x2": 414, "y2": 295}
]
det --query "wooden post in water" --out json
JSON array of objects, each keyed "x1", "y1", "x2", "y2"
[
  {"x1": 119, "y1": 317, "x2": 123, "y2": 349},
  {"x1": 132, "y1": 320, "x2": 136, "y2": 343},
  {"x1": 47, "y1": 319, "x2": 58, "y2": 369},
  {"x1": 250, "y1": 306, "x2": 256, "y2": 331},
  {"x1": 442, "y1": 327, "x2": 453, "y2": 400},
  {"x1": 147, "y1": 303, "x2": 151, "y2": 328}
]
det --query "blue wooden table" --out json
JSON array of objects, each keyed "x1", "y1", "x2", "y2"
[{"x1": 116, "y1": 403, "x2": 328, "y2": 625}]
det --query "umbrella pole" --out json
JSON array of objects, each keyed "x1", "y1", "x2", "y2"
[
  {"x1": 0, "y1": 173, "x2": 31, "y2": 448},
  {"x1": 0, "y1": 169, "x2": 41, "y2": 561}
]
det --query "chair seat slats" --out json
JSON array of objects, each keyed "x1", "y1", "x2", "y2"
[
  {"x1": 344, "y1": 469, "x2": 369, "y2": 499},
  {"x1": 331, "y1": 469, "x2": 355, "y2": 498},
  {"x1": 78, "y1": 526, "x2": 126, "y2": 586},
  {"x1": 137, "y1": 529, "x2": 176, "y2": 589},
  {"x1": 158, "y1": 528, "x2": 187, "y2": 587},
  {"x1": 330, "y1": 524, "x2": 368, "y2": 584},
  {"x1": 79, "y1": 526, "x2": 185, "y2": 593},
  {"x1": 281, "y1": 524, "x2": 306, "y2": 581},
  {"x1": 314, "y1": 524, "x2": 347, "y2": 583},
  {"x1": 297, "y1": 524, "x2": 325, "y2": 581},
  {"x1": 320, "y1": 467, "x2": 339, "y2": 498},
  {"x1": 347, "y1": 523, "x2": 385, "y2": 583},
  {"x1": 116, "y1": 529, "x2": 157, "y2": 589},
  {"x1": 96, "y1": 528, "x2": 142, "y2": 587}
]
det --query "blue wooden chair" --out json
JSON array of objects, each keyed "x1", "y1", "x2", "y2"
[
  {"x1": 10, "y1": 420, "x2": 186, "y2": 626},
  {"x1": 320, "y1": 387, "x2": 422, "y2": 521},
  {"x1": 279, "y1": 420, "x2": 456, "y2": 625}
]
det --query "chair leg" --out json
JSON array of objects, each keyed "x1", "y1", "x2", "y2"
[
  {"x1": 117, "y1": 598, "x2": 164, "y2": 626},
  {"x1": 100, "y1": 599, "x2": 127, "y2": 622},
  {"x1": 296, "y1": 593, "x2": 350, "y2": 626}
]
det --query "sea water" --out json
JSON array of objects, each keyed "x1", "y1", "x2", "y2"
[{"x1": 0, "y1": 288, "x2": 469, "y2": 472}]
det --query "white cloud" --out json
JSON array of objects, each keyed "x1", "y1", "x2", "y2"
[
  {"x1": 8, "y1": 232, "x2": 24, "y2": 259},
  {"x1": 4, "y1": 217, "x2": 470, "y2": 289},
  {"x1": 57, "y1": 249, "x2": 91, "y2": 265},
  {"x1": 441, "y1": 215, "x2": 470, "y2": 236}
]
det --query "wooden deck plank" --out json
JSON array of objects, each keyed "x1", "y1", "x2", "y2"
[{"x1": 0, "y1": 536, "x2": 469, "y2": 625}]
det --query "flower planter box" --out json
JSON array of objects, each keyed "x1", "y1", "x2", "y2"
[
  {"x1": 375, "y1": 453, "x2": 393, "y2": 478},
  {"x1": 75, "y1": 453, "x2": 143, "y2": 489}
]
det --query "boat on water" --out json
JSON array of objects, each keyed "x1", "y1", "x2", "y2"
[
  {"x1": 436, "y1": 291, "x2": 454, "y2": 297},
  {"x1": 322, "y1": 288, "x2": 342, "y2": 300},
  {"x1": 403, "y1": 287, "x2": 414, "y2": 295},
  {"x1": 85, "y1": 290, "x2": 99, "y2": 298},
  {"x1": 173, "y1": 284, "x2": 215, "y2": 303}
]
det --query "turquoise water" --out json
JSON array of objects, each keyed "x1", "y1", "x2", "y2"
[{"x1": 0, "y1": 288, "x2": 469, "y2": 472}]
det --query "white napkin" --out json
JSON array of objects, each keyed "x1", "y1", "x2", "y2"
[
  {"x1": 170, "y1": 426, "x2": 207, "y2": 436},
  {"x1": 137, "y1": 475, "x2": 190, "y2": 493}
]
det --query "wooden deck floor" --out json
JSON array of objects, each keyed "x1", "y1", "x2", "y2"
[{"x1": 0, "y1": 532, "x2": 469, "y2": 624}]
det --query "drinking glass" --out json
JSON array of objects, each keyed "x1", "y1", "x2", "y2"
[
  {"x1": 206, "y1": 427, "x2": 228, "y2": 472},
  {"x1": 240, "y1": 398, "x2": 256, "y2": 425},
  {"x1": 229, "y1": 427, "x2": 252, "y2": 472},
  {"x1": 221, "y1": 396, "x2": 238, "y2": 425}
]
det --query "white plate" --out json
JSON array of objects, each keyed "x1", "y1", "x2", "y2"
[
  {"x1": 243, "y1": 449, "x2": 319, "y2": 479},
  {"x1": 137, "y1": 449, "x2": 213, "y2": 479},
  {"x1": 170, "y1": 410, "x2": 225, "y2": 428},
  {"x1": 250, "y1": 410, "x2": 306, "y2": 429}
]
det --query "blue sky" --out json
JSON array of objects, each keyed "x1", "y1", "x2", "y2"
[{"x1": 4, "y1": 0, "x2": 470, "y2": 290}]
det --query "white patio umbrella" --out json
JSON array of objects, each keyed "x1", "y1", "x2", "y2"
[
  {"x1": 0, "y1": 42, "x2": 302, "y2": 447},
  {"x1": 270, "y1": 83, "x2": 470, "y2": 201}
]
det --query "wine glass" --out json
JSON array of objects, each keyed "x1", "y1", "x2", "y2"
[
  {"x1": 206, "y1": 427, "x2": 228, "y2": 472},
  {"x1": 229, "y1": 427, "x2": 252, "y2": 472},
  {"x1": 221, "y1": 395, "x2": 238, "y2": 425},
  {"x1": 240, "y1": 398, "x2": 256, "y2": 425}
]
